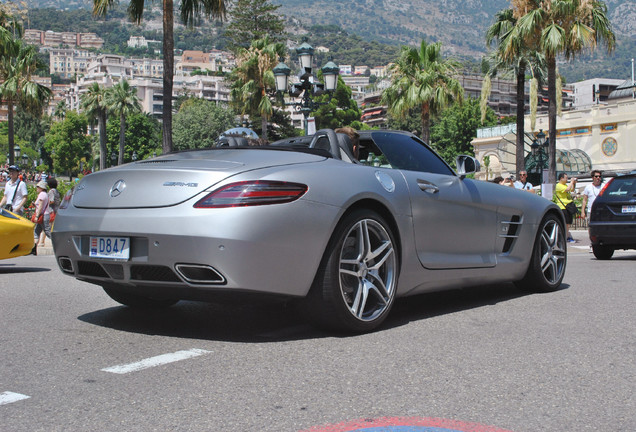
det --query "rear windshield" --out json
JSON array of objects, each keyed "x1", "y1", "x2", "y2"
[{"x1": 604, "y1": 176, "x2": 636, "y2": 198}]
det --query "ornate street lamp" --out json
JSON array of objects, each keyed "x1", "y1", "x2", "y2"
[
  {"x1": 22, "y1": 154, "x2": 28, "y2": 170},
  {"x1": 273, "y1": 40, "x2": 339, "y2": 135},
  {"x1": 132, "y1": 151, "x2": 138, "y2": 161},
  {"x1": 14, "y1": 145, "x2": 21, "y2": 159},
  {"x1": 530, "y1": 129, "x2": 549, "y2": 194},
  {"x1": 111, "y1": 152, "x2": 117, "y2": 167}
]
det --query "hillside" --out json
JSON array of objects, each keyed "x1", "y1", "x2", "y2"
[{"x1": 21, "y1": 0, "x2": 636, "y2": 81}]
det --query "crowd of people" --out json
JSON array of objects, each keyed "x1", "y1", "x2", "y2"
[
  {"x1": 494, "y1": 168, "x2": 604, "y2": 250},
  {"x1": 1, "y1": 164, "x2": 60, "y2": 247}
]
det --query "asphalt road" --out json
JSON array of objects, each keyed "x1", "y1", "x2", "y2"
[{"x1": 1, "y1": 239, "x2": 634, "y2": 432}]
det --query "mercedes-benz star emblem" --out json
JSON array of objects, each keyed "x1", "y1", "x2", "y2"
[{"x1": 110, "y1": 179, "x2": 126, "y2": 197}]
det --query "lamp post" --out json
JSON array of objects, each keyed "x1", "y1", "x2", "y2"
[
  {"x1": 21, "y1": 154, "x2": 28, "y2": 170},
  {"x1": 530, "y1": 129, "x2": 548, "y2": 194},
  {"x1": 111, "y1": 152, "x2": 117, "y2": 167},
  {"x1": 273, "y1": 40, "x2": 339, "y2": 135},
  {"x1": 132, "y1": 151, "x2": 138, "y2": 162}
]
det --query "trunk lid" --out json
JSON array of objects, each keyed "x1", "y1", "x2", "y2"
[{"x1": 72, "y1": 149, "x2": 325, "y2": 209}]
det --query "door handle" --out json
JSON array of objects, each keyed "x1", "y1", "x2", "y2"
[{"x1": 417, "y1": 180, "x2": 439, "y2": 194}]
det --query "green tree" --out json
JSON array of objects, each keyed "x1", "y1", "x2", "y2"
[
  {"x1": 382, "y1": 40, "x2": 464, "y2": 145},
  {"x1": 105, "y1": 79, "x2": 142, "y2": 165},
  {"x1": 173, "y1": 98, "x2": 235, "y2": 150},
  {"x1": 312, "y1": 75, "x2": 362, "y2": 130},
  {"x1": 225, "y1": 0, "x2": 286, "y2": 52},
  {"x1": 0, "y1": 33, "x2": 52, "y2": 166},
  {"x1": 45, "y1": 111, "x2": 91, "y2": 180},
  {"x1": 253, "y1": 107, "x2": 298, "y2": 141},
  {"x1": 106, "y1": 112, "x2": 161, "y2": 163},
  {"x1": 431, "y1": 98, "x2": 498, "y2": 166},
  {"x1": 80, "y1": 82, "x2": 109, "y2": 170},
  {"x1": 92, "y1": 0, "x2": 228, "y2": 155},
  {"x1": 514, "y1": 0, "x2": 615, "y2": 184},
  {"x1": 230, "y1": 36, "x2": 286, "y2": 139}
]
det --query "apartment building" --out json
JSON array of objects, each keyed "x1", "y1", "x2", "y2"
[
  {"x1": 570, "y1": 78, "x2": 625, "y2": 109},
  {"x1": 175, "y1": 50, "x2": 219, "y2": 75},
  {"x1": 49, "y1": 48, "x2": 93, "y2": 79},
  {"x1": 129, "y1": 57, "x2": 164, "y2": 79},
  {"x1": 24, "y1": 29, "x2": 104, "y2": 49},
  {"x1": 64, "y1": 53, "x2": 230, "y2": 118}
]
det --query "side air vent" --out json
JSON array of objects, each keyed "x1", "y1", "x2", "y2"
[
  {"x1": 501, "y1": 215, "x2": 522, "y2": 253},
  {"x1": 130, "y1": 265, "x2": 181, "y2": 282}
]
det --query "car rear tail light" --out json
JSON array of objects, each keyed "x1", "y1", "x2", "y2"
[
  {"x1": 194, "y1": 181, "x2": 308, "y2": 208},
  {"x1": 598, "y1": 178, "x2": 614, "y2": 197}
]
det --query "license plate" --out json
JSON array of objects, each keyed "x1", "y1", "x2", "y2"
[
  {"x1": 622, "y1": 205, "x2": 636, "y2": 213},
  {"x1": 89, "y1": 236, "x2": 130, "y2": 259}
]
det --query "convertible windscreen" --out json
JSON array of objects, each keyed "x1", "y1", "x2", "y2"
[{"x1": 365, "y1": 132, "x2": 455, "y2": 175}]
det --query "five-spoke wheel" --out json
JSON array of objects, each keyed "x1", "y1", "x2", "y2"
[
  {"x1": 305, "y1": 209, "x2": 399, "y2": 332},
  {"x1": 516, "y1": 213, "x2": 566, "y2": 292}
]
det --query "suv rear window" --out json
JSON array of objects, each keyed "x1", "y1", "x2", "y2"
[{"x1": 605, "y1": 176, "x2": 636, "y2": 198}]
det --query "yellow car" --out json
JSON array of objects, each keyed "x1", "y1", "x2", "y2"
[{"x1": 0, "y1": 208, "x2": 36, "y2": 259}]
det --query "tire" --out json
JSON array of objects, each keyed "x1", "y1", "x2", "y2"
[
  {"x1": 102, "y1": 286, "x2": 179, "y2": 309},
  {"x1": 592, "y1": 245, "x2": 614, "y2": 260},
  {"x1": 515, "y1": 213, "x2": 566, "y2": 293},
  {"x1": 304, "y1": 209, "x2": 399, "y2": 333}
]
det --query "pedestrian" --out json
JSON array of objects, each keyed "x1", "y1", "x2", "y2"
[
  {"x1": 33, "y1": 180, "x2": 50, "y2": 247},
  {"x1": 0, "y1": 165, "x2": 28, "y2": 215},
  {"x1": 553, "y1": 172, "x2": 578, "y2": 243},
  {"x1": 514, "y1": 170, "x2": 535, "y2": 193},
  {"x1": 581, "y1": 170, "x2": 603, "y2": 252},
  {"x1": 45, "y1": 177, "x2": 61, "y2": 242}
]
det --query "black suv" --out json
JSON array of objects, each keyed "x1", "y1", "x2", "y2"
[{"x1": 589, "y1": 172, "x2": 636, "y2": 259}]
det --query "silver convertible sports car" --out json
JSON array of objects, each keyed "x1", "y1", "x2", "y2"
[{"x1": 52, "y1": 129, "x2": 567, "y2": 332}]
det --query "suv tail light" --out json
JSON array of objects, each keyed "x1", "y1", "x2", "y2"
[
  {"x1": 194, "y1": 181, "x2": 308, "y2": 208},
  {"x1": 598, "y1": 178, "x2": 614, "y2": 197}
]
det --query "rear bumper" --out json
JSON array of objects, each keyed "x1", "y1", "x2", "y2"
[
  {"x1": 589, "y1": 222, "x2": 636, "y2": 248},
  {"x1": 52, "y1": 199, "x2": 339, "y2": 299}
]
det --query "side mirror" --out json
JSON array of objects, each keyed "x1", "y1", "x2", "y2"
[{"x1": 456, "y1": 155, "x2": 480, "y2": 179}]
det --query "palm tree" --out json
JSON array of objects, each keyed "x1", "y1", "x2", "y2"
[
  {"x1": 230, "y1": 36, "x2": 286, "y2": 139},
  {"x1": 92, "y1": 0, "x2": 227, "y2": 155},
  {"x1": 0, "y1": 37, "x2": 51, "y2": 166},
  {"x1": 484, "y1": 8, "x2": 546, "y2": 175},
  {"x1": 513, "y1": 0, "x2": 615, "y2": 184},
  {"x1": 81, "y1": 82, "x2": 109, "y2": 170},
  {"x1": 382, "y1": 40, "x2": 463, "y2": 145},
  {"x1": 54, "y1": 100, "x2": 67, "y2": 120},
  {"x1": 106, "y1": 79, "x2": 142, "y2": 165}
]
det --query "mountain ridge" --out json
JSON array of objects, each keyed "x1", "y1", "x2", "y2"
[{"x1": 21, "y1": 0, "x2": 636, "y2": 80}]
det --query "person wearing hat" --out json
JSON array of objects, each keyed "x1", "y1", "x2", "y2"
[
  {"x1": 33, "y1": 179, "x2": 51, "y2": 246},
  {"x1": 1, "y1": 165, "x2": 28, "y2": 215}
]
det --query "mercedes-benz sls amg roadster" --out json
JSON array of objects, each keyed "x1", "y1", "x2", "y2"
[{"x1": 52, "y1": 129, "x2": 567, "y2": 332}]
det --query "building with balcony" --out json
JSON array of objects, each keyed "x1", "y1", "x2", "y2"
[
  {"x1": 23, "y1": 29, "x2": 104, "y2": 49},
  {"x1": 49, "y1": 48, "x2": 93, "y2": 79}
]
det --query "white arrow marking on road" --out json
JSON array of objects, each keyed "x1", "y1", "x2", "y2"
[
  {"x1": 101, "y1": 348, "x2": 212, "y2": 374},
  {"x1": 0, "y1": 392, "x2": 30, "y2": 406}
]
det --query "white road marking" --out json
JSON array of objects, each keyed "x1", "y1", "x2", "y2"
[
  {"x1": 101, "y1": 348, "x2": 212, "y2": 374},
  {"x1": 0, "y1": 392, "x2": 30, "y2": 406}
]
